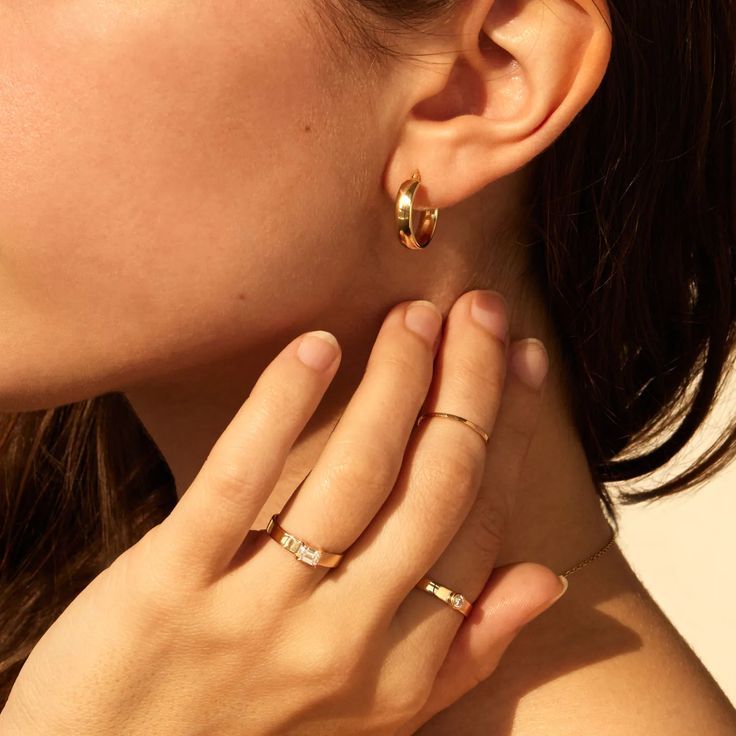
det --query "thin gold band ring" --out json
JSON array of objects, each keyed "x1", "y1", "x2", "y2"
[{"x1": 416, "y1": 412, "x2": 490, "y2": 444}]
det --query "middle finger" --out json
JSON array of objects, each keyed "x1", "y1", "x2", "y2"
[
  {"x1": 263, "y1": 298, "x2": 442, "y2": 587},
  {"x1": 333, "y1": 290, "x2": 509, "y2": 609}
]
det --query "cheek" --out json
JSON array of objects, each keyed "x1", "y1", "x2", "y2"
[{"x1": 0, "y1": 1, "x2": 367, "y2": 408}]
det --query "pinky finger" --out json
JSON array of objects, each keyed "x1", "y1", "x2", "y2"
[{"x1": 402, "y1": 563, "x2": 568, "y2": 733}]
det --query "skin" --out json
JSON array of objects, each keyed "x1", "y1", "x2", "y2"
[
  {"x1": 0, "y1": 294, "x2": 568, "y2": 734},
  {"x1": 1, "y1": 0, "x2": 735, "y2": 733}
]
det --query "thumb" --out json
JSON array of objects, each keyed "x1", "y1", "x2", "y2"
[{"x1": 410, "y1": 563, "x2": 568, "y2": 728}]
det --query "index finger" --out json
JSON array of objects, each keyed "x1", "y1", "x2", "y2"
[{"x1": 158, "y1": 329, "x2": 342, "y2": 581}]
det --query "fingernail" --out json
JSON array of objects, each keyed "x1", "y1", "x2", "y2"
[
  {"x1": 509, "y1": 338, "x2": 549, "y2": 390},
  {"x1": 297, "y1": 331, "x2": 340, "y2": 371},
  {"x1": 405, "y1": 300, "x2": 443, "y2": 347},
  {"x1": 470, "y1": 290, "x2": 508, "y2": 342},
  {"x1": 552, "y1": 575, "x2": 569, "y2": 605}
]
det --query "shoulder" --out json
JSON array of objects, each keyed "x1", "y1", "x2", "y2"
[{"x1": 416, "y1": 551, "x2": 736, "y2": 735}]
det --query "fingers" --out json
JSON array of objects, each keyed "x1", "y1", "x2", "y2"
[
  {"x1": 158, "y1": 330, "x2": 342, "y2": 580},
  {"x1": 266, "y1": 299, "x2": 442, "y2": 587},
  {"x1": 400, "y1": 338, "x2": 549, "y2": 624},
  {"x1": 401, "y1": 563, "x2": 567, "y2": 734},
  {"x1": 337, "y1": 290, "x2": 509, "y2": 605}
]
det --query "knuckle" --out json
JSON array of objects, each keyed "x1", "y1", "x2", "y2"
[
  {"x1": 373, "y1": 347, "x2": 431, "y2": 385},
  {"x1": 432, "y1": 445, "x2": 484, "y2": 493},
  {"x1": 452, "y1": 352, "x2": 505, "y2": 396},
  {"x1": 322, "y1": 446, "x2": 394, "y2": 496},
  {"x1": 104, "y1": 528, "x2": 186, "y2": 622},
  {"x1": 469, "y1": 497, "x2": 509, "y2": 564},
  {"x1": 384, "y1": 674, "x2": 432, "y2": 721},
  {"x1": 299, "y1": 631, "x2": 362, "y2": 689},
  {"x1": 203, "y1": 460, "x2": 256, "y2": 511},
  {"x1": 251, "y1": 382, "x2": 296, "y2": 421},
  {"x1": 412, "y1": 452, "x2": 481, "y2": 521}
]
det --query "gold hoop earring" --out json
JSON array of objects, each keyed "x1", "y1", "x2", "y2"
[{"x1": 395, "y1": 170, "x2": 439, "y2": 250}]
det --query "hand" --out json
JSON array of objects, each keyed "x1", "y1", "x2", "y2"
[{"x1": 0, "y1": 290, "x2": 565, "y2": 736}]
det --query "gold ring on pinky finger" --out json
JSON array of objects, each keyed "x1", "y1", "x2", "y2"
[
  {"x1": 415, "y1": 576, "x2": 473, "y2": 617},
  {"x1": 416, "y1": 412, "x2": 490, "y2": 444},
  {"x1": 266, "y1": 514, "x2": 344, "y2": 569}
]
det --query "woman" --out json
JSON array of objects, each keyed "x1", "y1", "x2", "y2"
[{"x1": 0, "y1": 0, "x2": 735, "y2": 732}]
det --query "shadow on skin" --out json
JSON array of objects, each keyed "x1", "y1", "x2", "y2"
[{"x1": 415, "y1": 548, "x2": 644, "y2": 734}]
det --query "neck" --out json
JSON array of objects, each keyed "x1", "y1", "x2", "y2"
[
  {"x1": 122, "y1": 232, "x2": 628, "y2": 730},
  {"x1": 124, "y1": 178, "x2": 616, "y2": 576},
  {"x1": 123, "y1": 287, "x2": 613, "y2": 581},
  {"x1": 121, "y1": 196, "x2": 733, "y2": 733}
]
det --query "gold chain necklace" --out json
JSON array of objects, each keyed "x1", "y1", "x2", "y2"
[{"x1": 558, "y1": 524, "x2": 618, "y2": 578}]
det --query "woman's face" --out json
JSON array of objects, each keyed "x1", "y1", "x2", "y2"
[{"x1": 0, "y1": 1, "x2": 394, "y2": 411}]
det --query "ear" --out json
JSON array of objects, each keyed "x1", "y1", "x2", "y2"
[{"x1": 382, "y1": 0, "x2": 612, "y2": 210}]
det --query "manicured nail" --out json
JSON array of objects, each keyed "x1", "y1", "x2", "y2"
[
  {"x1": 552, "y1": 575, "x2": 569, "y2": 605},
  {"x1": 470, "y1": 290, "x2": 508, "y2": 342},
  {"x1": 509, "y1": 338, "x2": 549, "y2": 390},
  {"x1": 405, "y1": 300, "x2": 443, "y2": 347},
  {"x1": 297, "y1": 331, "x2": 340, "y2": 371}
]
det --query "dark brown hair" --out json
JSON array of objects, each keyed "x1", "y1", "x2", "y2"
[{"x1": 1, "y1": 0, "x2": 735, "y2": 705}]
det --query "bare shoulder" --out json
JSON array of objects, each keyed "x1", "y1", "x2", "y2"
[{"x1": 416, "y1": 549, "x2": 736, "y2": 735}]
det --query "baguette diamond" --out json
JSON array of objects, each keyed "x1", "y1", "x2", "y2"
[{"x1": 296, "y1": 543, "x2": 322, "y2": 566}]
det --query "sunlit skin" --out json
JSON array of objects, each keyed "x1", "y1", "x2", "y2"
[{"x1": 1, "y1": 0, "x2": 734, "y2": 732}]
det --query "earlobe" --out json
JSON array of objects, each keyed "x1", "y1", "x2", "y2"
[{"x1": 383, "y1": 0, "x2": 612, "y2": 210}]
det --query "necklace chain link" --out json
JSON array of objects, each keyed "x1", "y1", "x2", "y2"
[{"x1": 558, "y1": 525, "x2": 618, "y2": 578}]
